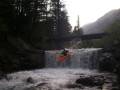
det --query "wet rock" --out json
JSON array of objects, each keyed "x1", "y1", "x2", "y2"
[
  {"x1": 25, "y1": 83, "x2": 52, "y2": 90},
  {"x1": 25, "y1": 77, "x2": 35, "y2": 84},
  {"x1": 36, "y1": 82, "x2": 47, "y2": 87},
  {"x1": 76, "y1": 76, "x2": 104, "y2": 87},
  {"x1": 76, "y1": 77, "x2": 94, "y2": 86},
  {"x1": 66, "y1": 84, "x2": 83, "y2": 89}
]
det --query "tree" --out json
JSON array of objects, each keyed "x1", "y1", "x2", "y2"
[
  {"x1": 0, "y1": 0, "x2": 72, "y2": 73},
  {"x1": 49, "y1": 0, "x2": 71, "y2": 36},
  {"x1": 59, "y1": 10, "x2": 71, "y2": 37}
]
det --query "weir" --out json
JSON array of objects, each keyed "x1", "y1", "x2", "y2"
[{"x1": 45, "y1": 48, "x2": 101, "y2": 69}]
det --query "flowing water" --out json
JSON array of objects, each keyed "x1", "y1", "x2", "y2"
[
  {"x1": 0, "y1": 48, "x2": 118, "y2": 90},
  {"x1": 45, "y1": 48, "x2": 101, "y2": 69},
  {"x1": 0, "y1": 69, "x2": 117, "y2": 90}
]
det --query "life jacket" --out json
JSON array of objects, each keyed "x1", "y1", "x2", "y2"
[
  {"x1": 57, "y1": 55, "x2": 66, "y2": 62},
  {"x1": 56, "y1": 50, "x2": 70, "y2": 62}
]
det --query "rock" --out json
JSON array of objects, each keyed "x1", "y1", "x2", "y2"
[
  {"x1": 76, "y1": 76, "x2": 95, "y2": 86},
  {"x1": 66, "y1": 84, "x2": 83, "y2": 89},
  {"x1": 26, "y1": 77, "x2": 35, "y2": 84},
  {"x1": 36, "y1": 83, "x2": 47, "y2": 87},
  {"x1": 25, "y1": 83, "x2": 50, "y2": 90},
  {"x1": 76, "y1": 76, "x2": 104, "y2": 87}
]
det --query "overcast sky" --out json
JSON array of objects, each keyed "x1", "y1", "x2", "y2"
[{"x1": 64, "y1": 0, "x2": 120, "y2": 28}]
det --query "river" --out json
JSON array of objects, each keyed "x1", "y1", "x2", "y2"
[{"x1": 0, "y1": 48, "x2": 118, "y2": 90}]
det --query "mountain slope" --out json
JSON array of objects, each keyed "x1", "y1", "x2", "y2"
[{"x1": 83, "y1": 9, "x2": 120, "y2": 34}]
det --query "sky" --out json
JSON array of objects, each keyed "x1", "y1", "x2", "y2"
[{"x1": 64, "y1": 0, "x2": 120, "y2": 28}]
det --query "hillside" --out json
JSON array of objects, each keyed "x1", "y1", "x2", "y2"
[{"x1": 83, "y1": 9, "x2": 120, "y2": 34}]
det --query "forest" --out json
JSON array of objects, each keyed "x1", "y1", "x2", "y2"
[{"x1": 0, "y1": 0, "x2": 73, "y2": 73}]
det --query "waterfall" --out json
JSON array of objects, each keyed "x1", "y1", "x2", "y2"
[{"x1": 45, "y1": 48, "x2": 101, "y2": 69}]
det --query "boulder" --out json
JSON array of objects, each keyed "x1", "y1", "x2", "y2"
[
  {"x1": 76, "y1": 76, "x2": 104, "y2": 87},
  {"x1": 66, "y1": 84, "x2": 83, "y2": 89},
  {"x1": 25, "y1": 77, "x2": 35, "y2": 84}
]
